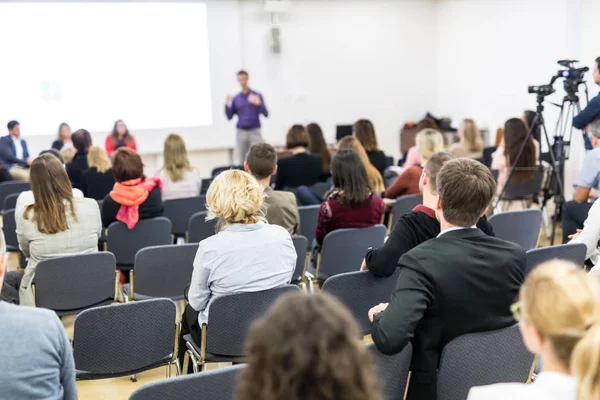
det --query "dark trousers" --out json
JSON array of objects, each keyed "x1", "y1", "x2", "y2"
[
  {"x1": 562, "y1": 200, "x2": 593, "y2": 243},
  {"x1": 295, "y1": 185, "x2": 322, "y2": 206},
  {"x1": 179, "y1": 304, "x2": 203, "y2": 371}
]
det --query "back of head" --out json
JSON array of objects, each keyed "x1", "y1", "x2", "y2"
[
  {"x1": 72, "y1": 129, "x2": 92, "y2": 153},
  {"x1": 338, "y1": 136, "x2": 384, "y2": 194},
  {"x1": 353, "y1": 119, "x2": 378, "y2": 152},
  {"x1": 246, "y1": 143, "x2": 277, "y2": 180},
  {"x1": 437, "y1": 158, "x2": 496, "y2": 227},
  {"x1": 236, "y1": 292, "x2": 380, "y2": 400},
  {"x1": 286, "y1": 124, "x2": 310, "y2": 149},
  {"x1": 423, "y1": 152, "x2": 455, "y2": 195},
  {"x1": 503, "y1": 118, "x2": 536, "y2": 184},
  {"x1": 61, "y1": 147, "x2": 76, "y2": 164},
  {"x1": 206, "y1": 169, "x2": 263, "y2": 225},
  {"x1": 87, "y1": 146, "x2": 111, "y2": 173},
  {"x1": 163, "y1": 133, "x2": 191, "y2": 182},
  {"x1": 112, "y1": 147, "x2": 144, "y2": 183},
  {"x1": 306, "y1": 123, "x2": 331, "y2": 173},
  {"x1": 588, "y1": 119, "x2": 600, "y2": 139},
  {"x1": 416, "y1": 128, "x2": 444, "y2": 163},
  {"x1": 331, "y1": 149, "x2": 371, "y2": 206},
  {"x1": 415, "y1": 117, "x2": 439, "y2": 131},
  {"x1": 39, "y1": 149, "x2": 65, "y2": 164},
  {"x1": 462, "y1": 119, "x2": 483, "y2": 152}
]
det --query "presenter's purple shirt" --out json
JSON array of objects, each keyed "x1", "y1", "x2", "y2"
[{"x1": 225, "y1": 90, "x2": 268, "y2": 129}]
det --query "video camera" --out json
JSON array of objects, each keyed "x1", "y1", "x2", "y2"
[{"x1": 557, "y1": 59, "x2": 589, "y2": 95}]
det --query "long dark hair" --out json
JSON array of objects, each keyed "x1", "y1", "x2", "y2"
[
  {"x1": 331, "y1": 149, "x2": 371, "y2": 206},
  {"x1": 504, "y1": 118, "x2": 536, "y2": 184},
  {"x1": 111, "y1": 119, "x2": 134, "y2": 146},
  {"x1": 306, "y1": 123, "x2": 331, "y2": 174},
  {"x1": 523, "y1": 110, "x2": 541, "y2": 143}
]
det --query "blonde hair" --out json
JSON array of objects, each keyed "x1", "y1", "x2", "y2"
[
  {"x1": 87, "y1": 146, "x2": 111, "y2": 173},
  {"x1": 61, "y1": 147, "x2": 76, "y2": 164},
  {"x1": 416, "y1": 128, "x2": 444, "y2": 162},
  {"x1": 461, "y1": 119, "x2": 483, "y2": 152},
  {"x1": 521, "y1": 261, "x2": 600, "y2": 400},
  {"x1": 162, "y1": 133, "x2": 191, "y2": 182},
  {"x1": 206, "y1": 170, "x2": 264, "y2": 226},
  {"x1": 338, "y1": 136, "x2": 385, "y2": 194}
]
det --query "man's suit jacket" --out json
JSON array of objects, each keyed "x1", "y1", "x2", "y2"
[
  {"x1": 0, "y1": 135, "x2": 29, "y2": 169},
  {"x1": 263, "y1": 186, "x2": 300, "y2": 236},
  {"x1": 371, "y1": 228, "x2": 526, "y2": 400}
]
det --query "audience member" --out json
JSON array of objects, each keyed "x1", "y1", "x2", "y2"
[
  {"x1": 448, "y1": 119, "x2": 484, "y2": 159},
  {"x1": 105, "y1": 119, "x2": 137, "y2": 156},
  {"x1": 40, "y1": 149, "x2": 65, "y2": 164},
  {"x1": 403, "y1": 118, "x2": 439, "y2": 168},
  {"x1": 306, "y1": 122, "x2": 332, "y2": 181},
  {"x1": 338, "y1": 136, "x2": 385, "y2": 195},
  {"x1": 385, "y1": 128, "x2": 443, "y2": 199},
  {"x1": 81, "y1": 146, "x2": 116, "y2": 200},
  {"x1": 468, "y1": 260, "x2": 600, "y2": 400},
  {"x1": 51, "y1": 122, "x2": 72, "y2": 151},
  {"x1": 245, "y1": 143, "x2": 299, "y2": 235},
  {"x1": 1, "y1": 120, "x2": 31, "y2": 181},
  {"x1": 156, "y1": 133, "x2": 201, "y2": 201},
  {"x1": 0, "y1": 233, "x2": 77, "y2": 399},
  {"x1": 315, "y1": 150, "x2": 384, "y2": 246},
  {"x1": 362, "y1": 152, "x2": 495, "y2": 277},
  {"x1": 275, "y1": 124, "x2": 323, "y2": 190},
  {"x1": 66, "y1": 128, "x2": 92, "y2": 190},
  {"x1": 179, "y1": 169, "x2": 296, "y2": 364},
  {"x1": 354, "y1": 119, "x2": 388, "y2": 177},
  {"x1": 7, "y1": 154, "x2": 101, "y2": 306},
  {"x1": 61, "y1": 146, "x2": 76, "y2": 164},
  {"x1": 563, "y1": 119, "x2": 600, "y2": 243},
  {"x1": 369, "y1": 158, "x2": 526, "y2": 400},
  {"x1": 236, "y1": 293, "x2": 381, "y2": 400},
  {"x1": 101, "y1": 148, "x2": 163, "y2": 228}
]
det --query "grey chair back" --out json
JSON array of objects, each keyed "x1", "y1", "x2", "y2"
[
  {"x1": 211, "y1": 165, "x2": 244, "y2": 178},
  {"x1": 34, "y1": 253, "x2": 116, "y2": 314},
  {"x1": 319, "y1": 225, "x2": 387, "y2": 279},
  {"x1": 188, "y1": 211, "x2": 217, "y2": 243},
  {"x1": 367, "y1": 342, "x2": 412, "y2": 400},
  {"x1": 526, "y1": 243, "x2": 587, "y2": 276},
  {"x1": 133, "y1": 244, "x2": 197, "y2": 300},
  {"x1": 437, "y1": 324, "x2": 534, "y2": 400},
  {"x1": 322, "y1": 269, "x2": 400, "y2": 334},
  {"x1": 106, "y1": 217, "x2": 172, "y2": 267},
  {"x1": 129, "y1": 364, "x2": 244, "y2": 400},
  {"x1": 291, "y1": 235, "x2": 308, "y2": 281},
  {"x1": 2, "y1": 209, "x2": 18, "y2": 251},
  {"x1": 200, "y1": 178, "x2": 212, "y2": 196},
  {"x1": 74, "y1": 298, "x2": 178, "y2": 379},
  {"x1": 298, "y1": 205, "x2": 320, "y2": 245},
  {"x1": 163, "y1": 196, "x2": 207, "y2": 236},
  {"x1": 391, "y1": 195, "x2": 422, "y2": 229},
  {"x1": 0, "y1": 181, "x2": 29, "y2": 212},
  {"x1": 206, "y1": 285, "x2": 300, "y2": 357},
  {"x1": 488, "y1": 209, "x2": 542, "y2": 250},
  {"x1": 4, "y1": 193, "x2": 19, "y2": 211},
  {"x1": 500, "y1": 168, "x2": 544, "y2": 200}
]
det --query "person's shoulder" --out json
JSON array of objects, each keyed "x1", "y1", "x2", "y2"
[
  {"x1": 262, "y1": 221, "x2": 291, "y2": 237},
  {"x1": 0, "y1": 302, "x2": 60, "y2": 327},
  {"x1": 269, "y1": 189, "x2": 297, "y2": 203},
  {"x1": 467, "y1": 382, "x2": 532, "y2": 400}
]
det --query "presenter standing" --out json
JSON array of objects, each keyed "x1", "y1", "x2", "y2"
[{"x1": 225, "y1": 70, "x2": 268, "y2": 164}]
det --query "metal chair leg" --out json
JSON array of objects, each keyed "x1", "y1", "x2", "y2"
[
  {"x1": 175, "y1": 359, "x2": 182, "y2": 376},
  {"x1": 183, "y1": 351, "x2": 190, "y2": 375},
  {"x1": 130, "y1": 374, "x2": 137, "y2": 382}
]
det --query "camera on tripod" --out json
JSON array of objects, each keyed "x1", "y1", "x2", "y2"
[{"x1": 557, "y1": 59, "x2": 589, "y2": 95}]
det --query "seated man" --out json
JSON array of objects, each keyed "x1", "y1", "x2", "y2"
[
  {"x1": 369, "y1": 158, "x2": 526, "y2": 400},
  {"x1": 66, "y1": 129, "x2": 92, "y2": 190},
  {"x1": 562, "y1": 119, "x2": 600, "y2": 243},
  {"x1": 244, "y1": 142, "x2": 300, "y2": 236},
  {"x1": 361, "y1": 152, "x2": 494, "y2": 277},
  {"x1": 0, "y1": 232, "x2": 77, "y2": 399},
  {"x1": 1, "y1": 120, "x2": 31, "y2": 181}
]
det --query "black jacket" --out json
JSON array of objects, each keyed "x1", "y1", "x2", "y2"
[
  {"x1": 275, "y1": 152, "x2": 323, "y2": 190},
  {"x1": 82, "y1": 167, "x2": 116, "y2": 201},
  {"x1": 101, "y1": 186, "x2": 164, "y2": 228},
  {"x1": 366, "y1": 206, "x2": 495, "y2": 277},
  {"x1": 66, "y1": 151, "x2": 89, "y2": 190},
  {"x1": 371, "y1": 228, "x2": 525, "y2": 400},
  {"x1": 367, "y1": 150, "x2": 388, "y2": 177}
]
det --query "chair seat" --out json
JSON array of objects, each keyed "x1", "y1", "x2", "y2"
[
  {"x1": 183, "y1": 334, "x2": 245, "y2": 363},
  {"x1": 76, "y1": 357, "x2": 172, "y2": 380},
  {"x1": 6, "y1": 245, "x2": 19, "y2": 252}
]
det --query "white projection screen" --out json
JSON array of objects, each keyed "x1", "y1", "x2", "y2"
[{"x1": 0, "y1": 2, "x2": 212, "y2": 135}]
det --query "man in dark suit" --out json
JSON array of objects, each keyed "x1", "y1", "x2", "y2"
[
  {"x1": 66, "y1": 129, "x2": 92, "y2": 190},
  {"x1": 0, "y1": 121, "x2": 31, "y2": 181},
  {"x1": 369, "y1": 158, "x2": 526, "y2": 400}
]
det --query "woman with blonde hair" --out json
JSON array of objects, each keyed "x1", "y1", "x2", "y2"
[
  {"x1": 338, "y1": 136, "x2": 385, "y2": 194},
  {"x1": 156, "y1": 133, "x2": 200, "y2": 200},
  {"x1": 81, "y1": 146, "x2": 115, "y2": 200},
  {"x1": 354, "y1": 119, "x2": 388, "y2": 177},
  {"x1": 237, "y1": 292, "x2": 381, "y2": 400},
  {"x1": 468, "y1": 260, "x2": 600, "y2": 400},
  {"x1": 448, "y1": 119, "x2": 484, "y2": 159},
  {"x1": 178, "y1": 169, "x2": 296, "y2": 367},
  {"x1": 385, "y1": 128, "x2": 443, "y2": 199}
]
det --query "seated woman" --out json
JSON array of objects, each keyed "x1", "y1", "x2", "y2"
[
  {"x1": 403, "y1": 118, "x2": 439, "y2": 168},
  {"x1": 179, "y1": 169, "x2": 296, "y2": 364},
  {"x1": 338, "y1": 136, "x2": 385, "y2": 195},
  {"x1": 307, "y1": 123, "x2": 332, "y2": 182},
  {"x1": 81, "y1": 146, "x2": 116, "y2": 200},
  {"x1": 156, "y1": 133, "x2": 201, "y2": 201},
  {"x1": 315, "y1": 150, "x2": 384, "y2": 246},
  {"x1": 468, "y1": 260, "x2": 600, "y2": 400},
  {"x1": 354, "y1": 119, "x2": 388, "y2": 177},
  {"x1": 9, "y1": 154, "x2": 101, "y2": 306},
  {"x1": 385, "y1": 128, "x2": 443, "y2": 199},
  {"x1": 236, "y1": 292, "x2": 380, "y2": 400},
  {"x1": 105, "y1": 119, "x2": 137, "y2": 157},
  {"x1": 51, "y1": 122, "x2": 71, "y2": 151},
  {"x1": 448, "y1": 119, "x2": 484, "y2": 159},
  {"x1": 101, "y1": 148, "x2": 163, "y2": 229},
  {"x1": 275, "y1": 124, "x2": 323, "y2": 191}
]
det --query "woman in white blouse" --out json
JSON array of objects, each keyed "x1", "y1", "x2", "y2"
[
  {"x1": 156, "y1": 133, "x2": 201, "y2": 201},
  {"x1": 468, "y1": 260, "x2": 600, "y2": 400}
]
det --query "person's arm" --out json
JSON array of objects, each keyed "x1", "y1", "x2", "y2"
[
  {"x1": 101, "y1": 196, "x2": 119, "y2": 228},
  {"x1": 573, "y1": 95, "x2": 600, "y2": 130},
  {"x1": 574, "y1": 186, "x2": 592, "y2": 203},
  {"x1": 15, "y1": 208, "x2": 31, "y2": 258},
  {"x1": 476, "y1": 215, "x2": 496, "y2": 237},
  {"x1": 0, "y1": 138, "x2": 26, "y2": 166},
  {"x1": 104, "y1": 136, "x2": 114, "y2": 157},
  {"x1": 258, "y1": 93, "x2": 268, "y2": 117},
  {"x1": 23, "y1": 140, "x2": 29, "y2": 160},
  {"x1": 188, "y1": 244, "x2": 211, "y2": 312},
  {"x1": 365, "y1": 217, "x2": 419, "y2": 277},
  {"x1": 225, "y1": 97, "x2": 237, "y2": 120},
  {"x1": 570, "y1": 198, "x2": 600, "y2": 260},
  {"x1": 315, "y1": 201, "x2": 332, "y2": 246},
  {"x1": 384, "y1": 167, "x2": 416, "y2": 199},
  {"x1": 129, "y1": 137, "x2": 137, "y2": 152},
  {"x1": 293, "y1": 206, "x2": 301, "y2": 236},
  {"x1": 573, "y1": 152, "x2": 600, "y2": 203},
  {"x1": 403, "y1": 147, "x2": 419, "y2": 168},
  {"x1": 55, "y1": 316, "x2": 77, "y2": 400}
]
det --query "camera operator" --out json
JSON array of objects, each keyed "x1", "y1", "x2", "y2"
[
  {"x1": 562, "y1": 119, "x2": 600, "y2": 243},
  {"x1": 573, "y1": 57, "x2": 600, "y2": 131}
]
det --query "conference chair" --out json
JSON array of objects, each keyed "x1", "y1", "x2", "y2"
[
  {"x1": 2, "y1": 209, "x2": 19, "y2": 252},
  {"x1": 73, "y1": 299, "x2": 181, "y2": 379},
  {"x1": 389, "y1": 194, "x2": 422, "y2": 231},
  {"x1": 488, "y1": 209, "x2": 543, "y2": 250},
  {"x1": 106, "y1": 217, "x2": 172, "y2": 269},
  {"x1": 125, "y1": 244, "x2": 197, "y2": 301},
  {"x1": 493, "y1": 168, "x2": 544, "y2": 212},
  {"x1": 200, "y1": 178, "x2": 212, "y2": 196},
  {"x1": 0, "y1": 181, "x2": 29, "y2": 213},
  {"x1": 298, "y1": 205, "x2": 320, "y2": 246},
  {"x1": 187, "y1": 211, "x2": 217, "y2": 243},
  {"x1": 211, "y1": 165, "x2": 243, "y2": 178},
  {"x1": 366, "y1": 342, "x2": 412, "y2": 400},
  {"x1": 183, "y1": 285, "x2": 300, "y2": 373},
  {"x1": 321, "y1": 269, "x2": 400, "y2": 334},
  {"x1": 3, "y1": 193, "x2": 19, "y2": 211},
  {"x1": 291, "y1": 235, "x2": 309, "y2": 285},
  {"x1": 437, "y1": 324, "x2": 536, "y2": 400},
  {"x1": 163, "y1": 196, "x2": 207, "y2": 238},
  {"x1": 129, "y1": 364, "x2": 244, "y2": 400},
  {"x1": 32, "y1": 253, "x2": 118, "y2": 315},
  {"x1": 526, "y1": 243, "x2": 587, "y2": 276}
]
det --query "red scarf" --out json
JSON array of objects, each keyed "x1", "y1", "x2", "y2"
[{"x1": 109, "y1": 177, "x2": 162, "y2": 229}]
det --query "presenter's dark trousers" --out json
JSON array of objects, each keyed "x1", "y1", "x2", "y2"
[{"x1": 562, "y1": 200, "x2": 593, "y2": 243}]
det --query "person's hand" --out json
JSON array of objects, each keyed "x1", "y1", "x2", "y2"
[
  {"x1": 368, "y1": 303, "x2": 389, "y2": 322},
  {"x1": 225, "y1": 94, "x2": 232, "y2": 105},
  {"x1": 568, "y1": 229, "x2": 583, "y2": 240},
  {"x1": 26, "y1": 157, "x2": 33, "y2": 166},
  {"x1": 360, "y1": 258, "x2": 368, "y2": 271},
  {"x1": 248, "y1": 94, "x2": 261, "y2": 106},
  {"x1": 383, "y1": 198, "x2": 396, "y2": 210}
]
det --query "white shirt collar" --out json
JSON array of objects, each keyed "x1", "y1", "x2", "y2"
[{"x1": 437, "y1": 226, "x2": 477, "y2": 238}]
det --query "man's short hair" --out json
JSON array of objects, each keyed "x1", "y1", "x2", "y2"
[
  {"x1": 7, "y1": 120, "x2": 19, "y2": 131},
  {"x1": 437, "y1": 158, "x2": 496, "y2": 227},
  {"x1": 423, "y1": 152, "x2": 455, "y2": 194},
  {"x1": 246, "y1": 143, "x2": 277, "y2": 180},
  {"x1": 589, "y1": 119, "x2": 600, "y2": 138},
  {"x1": 237, "y1": 70, "x2": 248, "y2": 77},
  {"x1": 72, "y1": 129, "x2": 92, "y2": 152},
  {"x1": 596, "y1": 56, "x2": 600, "y2": 69}
]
